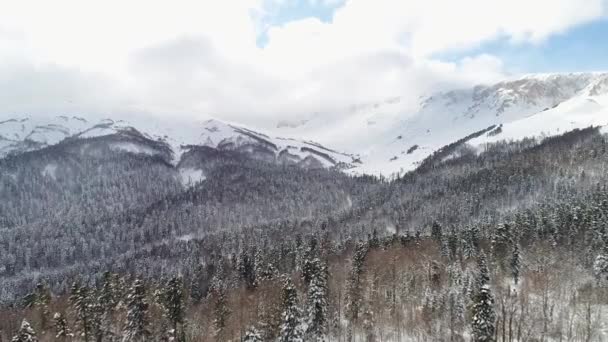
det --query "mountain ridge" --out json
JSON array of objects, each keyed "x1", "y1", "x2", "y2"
[{"x1": 2, "y1": 72, "x2": 608, "y2": 176}]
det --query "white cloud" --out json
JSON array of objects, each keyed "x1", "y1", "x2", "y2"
[{"x1": 0, "y1": 0, "x2": 606, "y2": 135}]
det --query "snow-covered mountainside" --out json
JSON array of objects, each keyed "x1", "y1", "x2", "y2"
[
  {"x1": 0, "y1": 116, "x2": 357, "y2": 170},
  {"x1": 3, "y1": 73, "x2": 608, "y2": 176},
  {"x1": 300, "y1": 72, "x2": 608, "y2": 175}
]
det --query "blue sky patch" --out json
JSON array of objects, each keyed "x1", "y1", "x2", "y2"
[
  {"x1": 434, "y1": 18, "x2": 608, "y2": 74},
  {"x1": 256, "y1": 0, "x2": 345, "y2": 47}
]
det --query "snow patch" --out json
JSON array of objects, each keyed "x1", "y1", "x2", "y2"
[
  {"x1": 42, "y1": 164, "x2": 57, "y2": 180},
  {"x1": 109, "y1": 142, "x2": 159, "y2": 156},
  {"x1": 176, "y1": 234, "x2": 195, "y2": 242},
  {"x1": 179, "y1": 168, "x2": 206, "y2": 187}
]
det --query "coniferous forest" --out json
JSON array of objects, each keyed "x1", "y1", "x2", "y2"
[{"x1": 2, "y1": 127, "x2": 608, "y2": 341}]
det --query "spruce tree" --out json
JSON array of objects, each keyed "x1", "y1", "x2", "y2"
[
  {"x1": 11, "y1": 320, "x2": 38, "y2": 342},
  {"x1": 278, "y1": 277, "x2": 304, "y2": 342},
  {"x1": 346, "y1": 242, "x2": 368, "y2": 323},
  {"x1": 238, "y1": 249, "x2": 257, "y2": 289},
  {"x1": 243, "y1": 326, "x2": 263, "y2": 342},
  {"x1": 97, "y1": 272, "x2": 118, "y2": 341},
  {"x1": 32, "y1": 283, "x2": 51, "y2": 334},
  {"x1": 189, "y1": 264, "x2": 205, "y2": 304},
  {"x1": 213, "y1": 283, "x2": 230, "y2": 340},
  {"x1": 510, "y1": 243, "x2": 522, "y2": 285},
  {"x1": 471, "y1": 284, "x2": 496, "y2": 342},
  {"x1": 52, "y1": 312, "x2": 73, "y2": 340},
  {"x1": 593, "y1": 248, "x2": 608, "y2": 284},
  {"x1": 431, "y1": 221, "x2": 443, "y2": 242},
  {"x1": 159, "y1": 277, "x2": 185, "y2": 341},
  {"x1": 477, "y1": 252, "x2": 490, "y2": 288},
  {"x1": 70, "y1": 282, "x2": 92, "y2": 342},
  {"x1": 123, "y1": 279, "x2": 150, "y2": 342},
  {"x1": 306, "y1": 258, "x2": 329, "y2": 341}
]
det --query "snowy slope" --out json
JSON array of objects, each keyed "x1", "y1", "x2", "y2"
[
  {"x1": 170, "y1": 118, "x2": 357, "y2": 168},
  {"x1": 2, "y1": 73, "x2": 607, "y2": 176},
  {"x1": 0, "y1": 115, "x2": 357, "y2": 169},
  {"x1": 321, "y1": 73, "x2": 608, "y2": 175}
]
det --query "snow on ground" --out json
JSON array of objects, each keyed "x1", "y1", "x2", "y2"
[
  {"x1": 341, "y1": 73, "x2": 608, "y2": 176},
  {"x1": 178, "y1": 168, "x2": 206, "y2": 187},
  {"x1": 42, "y1": 163, "x2": 57, "y2": 180},
  {"x1": 109, "y1": 142, "x2": 160, "y2": 156},
  {"x1": 470, "y1": 92, "x2": 608, "y2": 147}
]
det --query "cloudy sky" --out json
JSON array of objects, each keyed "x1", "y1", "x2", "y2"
[{"x1": 1, "y1": 0, "x2": 607, "y2": 128}]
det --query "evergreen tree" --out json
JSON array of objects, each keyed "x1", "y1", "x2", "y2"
[
  {"x1": 369, "y1": 229, "x2": 380, "y2": 249},
  {"x1": 11, "y1": 320, "x2": 38, "y2": 342},
  {"x1": 89, "y1": 295, "x2": 103, "y2": 342},
  {"x1": 278, "y1": 277, "x2": 304, "y2": 342},
  {"x1": 70, "y1": 282, "x2": 92, "y2": 342},
  {"x1": 510, "y1": 243, "x2": 522, "y2": 285},
  {"x1": 123, "y1": 279, "x2": 150, "y2": 342},
  {"x1": 32, "y1": 283, "x2": 51, "y2": 334},
  {"x1": 431, "y1": 221, "x2": 443, "y2": 242},
  {"x1": 477, "y1": 252, "x2": 490, "y2": 288},
  {"x1": 52, "y1": 312, "x2": 73, "y2": 340},
  {"x1": 302, "y1": 236, "x2": 319, "y2": 286},
  {"x1": 22, "y1": 283, "x2": 51, "y2": 335},
  {"x1": 593, "y1": 249, "x2": 608, "y2": 284},
  {"x1": 159, "y1": 277, "x2": 185, "y2": 341},
  {"x1": 491, "y1": 223, "x2": 512, "y2": 262},
  {"x1": 471, "y1": 284, "x2": 496, "y2": 342},
  {"x1": 97, "y1": 272, "x2": 119, "y2": 341},
  {"x1": 212, "y1": 283, "x2": 230, "y2": 340},
  {"x1": 306, "y1": 258, "x2": 329, "y2": 341},
  {"x1": 238, "y1": 248, "x2": 257, "y2": 289},
  {"x1": 346, "y1": 242, "x2": 368, "y2": 323},
  {"x1": 243, "y1": 326, "x2": 263, "y2": 342},
  {"x1": 189, "y1": 264, "x2": 210, "y2": 304}
]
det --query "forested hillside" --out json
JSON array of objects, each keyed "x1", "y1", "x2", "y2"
[{"x1": 2, "y1": 127, "x2": 608, "y2": 341}]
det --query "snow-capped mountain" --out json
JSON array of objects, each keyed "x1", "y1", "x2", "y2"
[
  {"x1": 289, "y1": 72, "x2": 608, "y2": 175},
  {"x1": 2, "y1": 73, "x2": 608, "y2": 176},
  {"x1": 0, "y1": 115, "x2": 357, "y2": 171}
]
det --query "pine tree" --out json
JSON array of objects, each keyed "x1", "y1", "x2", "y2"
[
  {"x1": 243, "y1": 326, "x2": 263, "y2": 342},
  {"x1": 32, "y1": 283, "x2": 51, "y2": 334},
  {"x1": 278, "y1": 277, "x2": 304, "y2": 342},
  {"x1": 70, "y1": 282, "x2": 92, "y2": 342},
  {"x1": 189, "y1": 264, "x2": 207, "y2": 304},
  {"x1": 123, "y1": 279, "x2": 150, "y2": 342},
  {"x1": 447, "y1": 289, "x2": 465, "y2": 339},
  {"x1": 431, "y1": 221, "x2": 443, "y2": 242},
  {"x1": 369, "y1": 229, "x2": 380, "y2": 249},
  {"x1": 491, "y1": 223, "x2": 512, "y2": 262},
  {"x1": 52, "y1": 312, "x2": 73, "y2": 340},
  {"x1": 11, "y1": 320, "x2": 38, "y2": 342},
  {"x1": 477, "y1": 252, "x2": 490, "y2": 288},
  {"x1": 159, "y1": 277, "x2": 185, "y2": 341},
  {"x1": 510, "y1": 243, "x2": 521, "y2": 285},
  {"x1": 88, "y1": 295, "x2": 103, "y2": 342},
  {"x1": 238, "y1": 248, "x2": 257, "y2": 289},
  {"x1": 593, "y1": 249, "x2": 608, "y2": 284},
  {"x1": 97, "y1": 272, "x2": 119, "y2": 341},
  {"x1": 471, "y1": 284, "x2": 496, "y2": 342},
  {"x1": 301, "y1": 236, "x2": 319, "y2": 286},
  {"x1": 306, "y1": 258, "x2": 329, "y2": 341},
  {"x1": 213, "y1": 283, "x2": 230, "y2": 340},
  {"x1": 346, "y1": 242, "x2": 368, "y2": 323}
]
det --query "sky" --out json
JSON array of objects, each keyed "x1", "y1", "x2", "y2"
[{"x1": 1, "y1": 0, "x2": 607, "y2": 128}]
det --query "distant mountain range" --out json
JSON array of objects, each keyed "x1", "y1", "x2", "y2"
[{"x1": 2, "y1": 72, "x2": 608, "y2": 175}]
